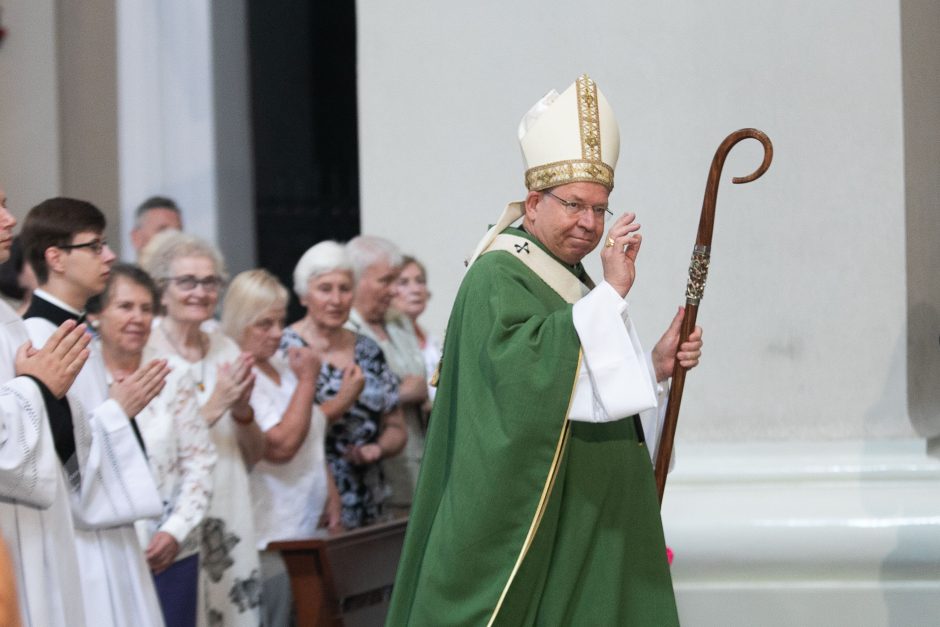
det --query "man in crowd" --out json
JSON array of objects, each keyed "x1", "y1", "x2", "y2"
[
  {"x1": 21, "y1": 197, "x2": 170, "y2": 627},
  {"x1": 130, "y1": 195, "x2": 183, "y2": 258},
  {"x1": 0, "y1": 185, "x2": 92, "y2": 627},
  {"x1": 345, "y1": 235, "x2": 427, "y2": 510},
  {"x1": 388, "y1": 75, "x2": 703, "y2": 625}
]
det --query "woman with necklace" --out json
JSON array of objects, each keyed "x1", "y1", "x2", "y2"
[
  {"x1": 88, "y1": 263, "x2": 216, "y2": 627},
  {"x1": 143, "y1": 232, "x2": 264, "y2": 627},
  {"x1": 282, "y1": 240, "x2": 406, "y2": 529}
]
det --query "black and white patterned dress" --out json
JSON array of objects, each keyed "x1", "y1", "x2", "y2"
[{"x1": 281, "y1": 329, "x2": 399, "y2": 528}]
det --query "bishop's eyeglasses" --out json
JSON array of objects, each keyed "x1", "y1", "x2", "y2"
[{"x1": 543, "y1": 190, "x2": 613, "y2": 221}]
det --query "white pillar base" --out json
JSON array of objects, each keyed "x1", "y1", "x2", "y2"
[{"x1": 663, "y1": 440, "x2": 940, "y2": 626}]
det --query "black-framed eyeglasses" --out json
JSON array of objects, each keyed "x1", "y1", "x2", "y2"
[
  {"x1": 57, "y1": 238, "x2": 109, "y2": 255},
  {"x1": 163, "y1": 275, "x2": 225, "y2": 292},
  {"x1": 543, "y1": 190, "x2": 613, "y2": 221}
]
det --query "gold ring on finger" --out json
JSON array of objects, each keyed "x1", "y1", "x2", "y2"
[{"x1": 605, "y1": 236, "x2": 615, "y2": 248}]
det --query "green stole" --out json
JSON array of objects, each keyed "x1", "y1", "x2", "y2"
[{"x1": 387, "y1": 227, "x2": 678, "y2": 626}]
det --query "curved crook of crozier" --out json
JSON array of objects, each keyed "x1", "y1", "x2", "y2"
[{"x1": 696, "y1": 128, "x2": 774, "y2": 247}]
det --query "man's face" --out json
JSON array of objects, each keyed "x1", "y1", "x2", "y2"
[
  {"x1": 61, "y1": 230, "x2": 117, "y2": 298},
  {"x1": 354, "y1": 259, "x2": 400, "y2": 324},
  {"x1": 132, "y1": 208, "x2": 182, "y2": 254},
  {"x1": 0, "y1": 186, "x2": 16, "y2": 264},
  {"x1": 523, "y1": 181, "x2": 609, "y2": 265}
]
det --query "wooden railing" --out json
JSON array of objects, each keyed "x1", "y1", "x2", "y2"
[{"x1": 268, "y1": 515, "x2": 408, "y2": 627}]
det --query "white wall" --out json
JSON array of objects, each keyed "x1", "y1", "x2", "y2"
[{"x1": 357, "y1": 0, "x2": 916, "y2": 442}]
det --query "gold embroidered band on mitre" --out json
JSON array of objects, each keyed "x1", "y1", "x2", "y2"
[
  {"x1": 525, "y1": 159, "x2": 614, "y2": 192},
  {"x1": 577, "y1": 74, "x2": 602, "y2": 162}
]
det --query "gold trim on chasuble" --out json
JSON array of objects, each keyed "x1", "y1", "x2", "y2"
[
  {"x1": 481, "y1": 233, "x2": 590, "y2": 625},
  {"x1": 524, "y1": 75, "x2": 614, "y2": 191}
]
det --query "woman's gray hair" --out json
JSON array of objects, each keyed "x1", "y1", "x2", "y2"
[
  {"x1": 345, "y1": 235, "x2": 403, "y2": 280},
  {"x1": 140, "y1": 230, "x2": 227, "y2": 282},
  {"x1": 293, "y1": 240, "x2": 353, "y2": 298},
  {"x1": 221, "y1": 269, "x2": 289, "y2": 341}
]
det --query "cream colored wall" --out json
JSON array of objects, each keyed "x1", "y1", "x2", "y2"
[
  {"x1": 57, "y1": 0, "x2": 121, "y2": 249},
  {"x1": 0, "y1": 0, "x2": 61, "y2": 216},
  {"x1": 357, "y1": 0, "x2": 923, "y2": 442}
]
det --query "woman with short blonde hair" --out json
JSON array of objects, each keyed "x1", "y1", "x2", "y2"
[
  {"x1": 221, "y1": 270, "x2": 288, "y2": 340},
  {"x1": 223, "y1": 268, "x2": 341, "y2": 627}
]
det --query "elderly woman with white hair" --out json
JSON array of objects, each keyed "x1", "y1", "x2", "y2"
[
  {"x1": 221, "y1": 268, "x2": 341, "y2": 627},
  {"x1": 345, "y1": 235, "x2": 428, "y2": 512},
  {"x1": 142, "y1": 230, "x2": 264, "y2": 627},
  {"x1": 281, "y1": 240, "x2": 406, "y2": 528}
]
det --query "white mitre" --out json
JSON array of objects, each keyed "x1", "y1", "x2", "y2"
[
  {"x1": 519, "y1": 74, "x2": 620, "y2": 191},
  {"x1": 467, "y1": 74, "x2": 620, "y2": 265}
]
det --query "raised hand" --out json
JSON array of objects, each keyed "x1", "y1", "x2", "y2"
[
  {"x1": 600, "y1": 212, "x2": 643, "y2": 298},
  {"x1": 110, "y1": 359, "x2": 171, "y2": 416},
  {"x1": 211, "y1": 353, "x2": 255, "y2": 410},
  {"x1": 336, "y1": 364, "x2": 365, "y2": 404},
  {"x1": 288, "y1": 346, "x2": 321, "y2": 383},
  {"x1": 15, "y1": 320, "x2": 90, "y2": 398}
]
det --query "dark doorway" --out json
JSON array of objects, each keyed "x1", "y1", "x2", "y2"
[{"x1": 248, "y1": 0, "x2": 360, "y2": 321}]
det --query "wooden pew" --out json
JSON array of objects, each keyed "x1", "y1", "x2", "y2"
[{"x1": 268, "y1": 515, "x2": 408, "y2": 627}]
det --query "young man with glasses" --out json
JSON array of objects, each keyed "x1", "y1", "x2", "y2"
[
  {"x1": 21, "y1": 197, "x2": 169, "y2": 627},
  {"x1": 389, "y1": 76, "x2": 704, "y2": 625}
]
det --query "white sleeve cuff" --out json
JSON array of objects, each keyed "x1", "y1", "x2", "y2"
[
  {"x1": 568, "y1": 282, "x2": 658, "y2": 423},
  {"x1": 93, "y1": 398, "x2": 131, "y2": 433}
]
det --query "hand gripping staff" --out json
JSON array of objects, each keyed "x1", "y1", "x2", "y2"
[{"x1": 654, "y1": 128, "x2": 773, "y2": 504}]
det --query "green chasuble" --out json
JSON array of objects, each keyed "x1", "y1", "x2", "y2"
[{"x1": 386, "y1": 227, "x2": 678, "y2": 626}]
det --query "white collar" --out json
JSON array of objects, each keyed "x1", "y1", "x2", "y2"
[{"x1": 33, "y1": 288, "x2": 84, "y2": 316}]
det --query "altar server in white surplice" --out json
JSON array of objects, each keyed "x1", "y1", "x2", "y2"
[
  {"x1": 0, "y1": 187, "x2": 95, "y2": 627},
  {"x1": 21, "y1": 197, "x2": 169, "y2": 627}
]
